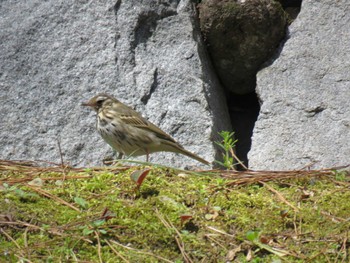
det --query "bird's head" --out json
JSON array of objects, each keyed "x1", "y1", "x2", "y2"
[{"x1": 82, "y1": 93, "x2": 116, "y2": 112}]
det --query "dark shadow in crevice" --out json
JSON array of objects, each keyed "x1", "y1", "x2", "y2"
[{"x1": 227, "y1": 92, "x2": 260, "y2": 170}]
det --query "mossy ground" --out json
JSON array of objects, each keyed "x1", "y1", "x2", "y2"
[{"x1": 0, "y1": 160, "x2": 349, "y2": 262}]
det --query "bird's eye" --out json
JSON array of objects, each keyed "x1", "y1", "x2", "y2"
[{"x1": 96, "y1": 98, "x2": 105, "y2": 106}]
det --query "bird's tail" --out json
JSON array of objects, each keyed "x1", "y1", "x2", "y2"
[
  {"x1": 170, "y1": 144, "x2": 210, "y2": 165},
  {"x1": 159, "y1": 140, "x2": 210, "y2": 165},
  {"x1": 177, "y1": 147, "x2": 210, "y2": 165}
]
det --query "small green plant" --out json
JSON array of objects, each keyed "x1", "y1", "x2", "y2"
[
  {"x1": 74, "y1": 196, "x2": 89, "y2": 209},
  {"x1": 246, "y1": 230, "x2": 288, "y2": 258},
  {"x1": 215, "y1": 131, "x2": 239, "y2": 169},
  {"x1": 2, "y1": 183, "x2": 39, "y2": 202},
  {"x1": 82, "y1": 219, "x2": 107, "y2": 236},
  {"x1": 333, "y1": 170, "x2": 348, "y2": 182}
]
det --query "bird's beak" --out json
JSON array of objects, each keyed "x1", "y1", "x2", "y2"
[{"x1": 81, "y1": 102, "x2": 94, "y2": 107}]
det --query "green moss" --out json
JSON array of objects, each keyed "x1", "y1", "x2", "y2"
[{"x1": 1, "y1": 166, "x2": 350, "y2": 262}]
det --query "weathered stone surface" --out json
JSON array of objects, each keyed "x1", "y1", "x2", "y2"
[
  {"x1": 199, "y1": 0, "x2": 287, "y2": 95},
  {"x1": 0, "y1": 0, "x2": 230, "y2": 168},
  {"x1": 249, "y1": 0, "x2": 350, "y2": 170}
]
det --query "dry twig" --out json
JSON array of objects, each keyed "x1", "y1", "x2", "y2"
[
  {"x1": 261, "y1": 181, "x2": 299, "y2": 212},
  {"x1": 26, "y1": 185, "x2": 80, "y2": 212},
  {"x1": 109, "y1": 239, "x2": 173, "y2": 263},
  {"x1": 155, "y1": 208, "x2": 193, "y2": 263}
]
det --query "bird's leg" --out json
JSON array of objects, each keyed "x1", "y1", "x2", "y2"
[
  {"x1": 145, "y1": 149, "x2": 149, "y2": 162},
  {"x1": 114, "y1": 152, "x2": 124, "y2": 166},
  {"x1": 103, "y1": 151, "x2": 123, "y2": 166},
  {"x1": 103, "y1": 150, "x2": 117, "y2": 166},
  {"x1": 116, "y1": 152, "x2": 124, "y2": 159}
]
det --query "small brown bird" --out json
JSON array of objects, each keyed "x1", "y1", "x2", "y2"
[{"x1": 82, "y1": 94, "x2": 209, "y2": 165}]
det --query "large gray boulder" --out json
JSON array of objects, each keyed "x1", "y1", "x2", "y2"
[
  {"x1": 0, "y1": 0, "x2": 230, "y2": 168},
  {"x1": 249, "y1": 0, "x2": 350, "y2": 170},
  {"x1": 198, "y1": 0, "x2": 287, "y2": 95}
]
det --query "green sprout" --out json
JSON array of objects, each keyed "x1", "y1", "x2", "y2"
[{"x1": 215, "y1": 131, "x2": 242, "y2": 169}]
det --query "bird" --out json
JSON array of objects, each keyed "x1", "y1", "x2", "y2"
[{"x1": 82, "y1": 93, "x2": 209, "y2": 165}]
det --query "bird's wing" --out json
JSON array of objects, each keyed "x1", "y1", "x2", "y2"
[
  {"x1": 119, "y1": 114, "x2": 149, "y2": 127},
  {"x1": 115, "y1": 102, "x2": 179, "y2": 145},
  {"x1": 121, "y1": 114, "x2": 179, "y2": 144}
]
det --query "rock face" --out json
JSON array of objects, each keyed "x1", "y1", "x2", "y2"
[
  {"x1": 0, "y1": 0, "x2": 230, "y2": 167},
  {"x1": 249, "y1": 0, "x2": 350, "y2": 170}
]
